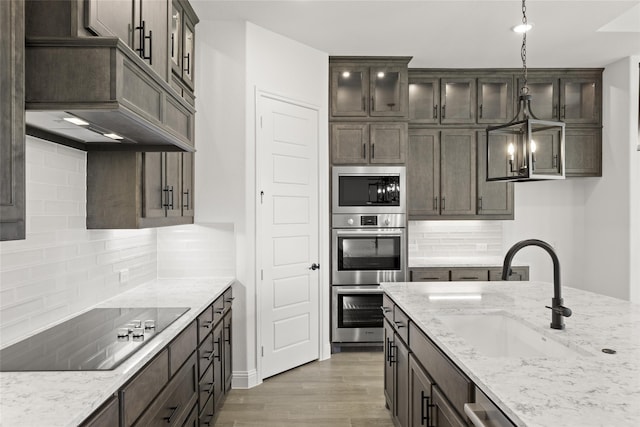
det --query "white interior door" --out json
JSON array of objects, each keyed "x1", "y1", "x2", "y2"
[{"x1": 258, "y1": 94, "x2": 320, "y2": 379}]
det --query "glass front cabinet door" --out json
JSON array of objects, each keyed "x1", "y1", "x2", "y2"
[
  {"x1": 170, "y1": 2, "x2": 182, "y2": 76},
  {"x1": 331, "y1": 66, "x2": 369, "y2": 117},
  {"x1": 409, "y1": 78, "x2": 439, "y2": 124},
  {"x1": 478, "y1": 78, "x2": 513, "y2": 124},
  {"x1": 560, "y1": 78, "x2": 601, "y2": 124}
]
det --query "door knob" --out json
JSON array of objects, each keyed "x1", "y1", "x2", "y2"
[{"x1": 309, "y1": 263, "x2": 320, "y2": 271}]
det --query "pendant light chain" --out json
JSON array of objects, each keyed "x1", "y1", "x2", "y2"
[{"x1": 520, "y1": 0, "x2": 529, "y2": 96}]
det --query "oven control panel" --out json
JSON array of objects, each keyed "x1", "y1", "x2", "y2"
[{"x1": 332, "y1": 213, "x2": 405, "y2": 228}]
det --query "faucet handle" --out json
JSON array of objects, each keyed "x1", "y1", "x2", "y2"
[{"x1": 546, "y1": 305, "x2": 572, "y2": 317}]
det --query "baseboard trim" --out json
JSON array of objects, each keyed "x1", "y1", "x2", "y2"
[{"x1": 231, "y1": 369, "x2": 260, "y2": 389}]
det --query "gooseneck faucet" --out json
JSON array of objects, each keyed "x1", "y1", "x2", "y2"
[{"x1": 502, "y1": 239, "x2": 572, "y2": 330}]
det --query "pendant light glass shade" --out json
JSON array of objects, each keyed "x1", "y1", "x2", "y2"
[{"x1": 486, "y1": 95, "x2": 565, "y2": 182}]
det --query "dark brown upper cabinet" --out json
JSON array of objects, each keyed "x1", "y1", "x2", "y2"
[
  {"x1": 330, "y1": 57, "x2": 411, "y2": 119},
  {"x1": 409, "y1": 73, "x2": 477, "y2": 125},
  {"x1": 171, "y1": 0, "x2": 199, "y2": 91},
  {"x1": 477, "y1": 77, "x2": 514, "y2": 124}
]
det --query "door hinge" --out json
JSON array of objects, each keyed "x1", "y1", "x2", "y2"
[
  {"x1": 261, "y1": 346, "x2": 264, "y2": 357},
  {"x1": 260, "y1": 190, "x2": 264, "y2": 204},
  {"x1": 261, "y1": 269, "x2": 263, "y2": 280},
  {"x1": 260, "y1": 116, "x2": 263, "y2": 128}
]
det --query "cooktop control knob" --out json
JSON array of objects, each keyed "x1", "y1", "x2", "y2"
[
  {"x1": 347, "y1": 218, "x2": 354, "y2": 225},
  {"x1": 384, "y1": 218, "x2": 391, "y2": 225}
]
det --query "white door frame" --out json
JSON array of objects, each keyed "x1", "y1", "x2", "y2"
[{"x1": 254, "y1": 88, "x2": 330, "y2": 383}]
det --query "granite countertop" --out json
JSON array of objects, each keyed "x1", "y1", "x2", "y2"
[
  {"x1": 0, "y1": 277, "x2": 234, "y2": 427},
  {"x1": 410, "y1": 256, "x2": 516, "y2": 268},
  {"x1": 382, "y1": 281, "x2": 640, "y2": 427}
]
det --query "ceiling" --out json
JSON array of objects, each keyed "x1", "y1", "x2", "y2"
[{"x1": 191, "y1": 0, "x2": 640, "y2": 68}]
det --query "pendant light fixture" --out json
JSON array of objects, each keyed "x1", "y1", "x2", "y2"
[{"x1": 486, "y1": 0, "x2": 565, "y2": 182}]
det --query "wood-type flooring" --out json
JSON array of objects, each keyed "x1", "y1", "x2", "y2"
[{"x1": 214, "y1": 351, "x2": 394, "y2": 427}]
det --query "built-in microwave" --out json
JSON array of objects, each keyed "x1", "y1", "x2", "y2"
[{"x1": 332, "y1": 166, "x2": 406, "y2": 215}]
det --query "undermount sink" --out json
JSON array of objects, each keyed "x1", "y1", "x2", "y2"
[{"x1": 437, "y1": 312, "x2": 585, "y2": 358}]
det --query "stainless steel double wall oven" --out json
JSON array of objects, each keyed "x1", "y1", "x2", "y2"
[{"x1": 331, "y1": 166, "x2": 407, "y2": 346}]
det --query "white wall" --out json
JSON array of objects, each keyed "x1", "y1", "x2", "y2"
[
  {"x1": 195, "y1": 20, "x2": 329, "y2": 388},
  {"x1": 583, "y1": 56, "x2": 640, "y2": 301},
  {"x1": 0, "y1": 138, "x2": 157, "y2": 347}
]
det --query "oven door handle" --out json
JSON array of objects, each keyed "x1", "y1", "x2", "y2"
[
  {"x1": 335, "y1": 287, "x2": 384, "y2": 295},
  {"x1": 333, "y1": 228, "x2": 404, "y2": 236}
]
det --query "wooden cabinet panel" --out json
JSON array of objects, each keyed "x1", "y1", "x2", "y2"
[
  {"x1": 331, "y1": 64, "x2": 369, "y2": 117},
  {"x1": 440, "y1": 78, "x2": 475, "y2": 124},
  {"x1": 198, "y1": 332, "x2": 214, "y2": 380},
  {"x1": 440, "y1": 130, "x2": 476, "y2": 216},
  {"x1": 0, "y1": 0, "x2": 25, "y2": 241},
  {"x1": 408, "y1": 355, "x2": 433, "y2": 427},
  {"x1": 560, "y1": 78, "x2": 601, "y2": 124},
  {"x1": 394, "y1": 305, "x2": 410, "y2": 344},
  {"x1": 164, "y1": 152, "x2": 183, "y2": 218},
  {"x1": 432, "y1": 386, "x2": 467, "y2": 427},
  {"x1": 370, "y1": 64, "x2": 408, "y2": 118},
  {"x1": 85, "y1": 0, "x2": 134, "y2": 43},
  {"x1": 565, "y1": 128, "x2": 602, "y2": 176},
  {"x1": 408, "y1": 129, "x2": 440, "y2": 217},
  {"x1": 121, "y1": 348, "x2": 169, "y2": 427},
  {"x1": 409, "y1": 78, "x2": 439, "y2": 124},
  {"x1": 410, "y1": 268, "x2": 449, "y2": 282},
  {"x1": 409, "y1": 323, "x2": 473, "y2": 417},
  {"x1": 384, "y1": 319, "x2": 394, "y2": 409},
  {"x1": 477, "y1": 131, "x2": 514, "y2": 218},
  {"x1": 478, "y1": 77, "x2": 514, "y2": 124},
  {"x1": 518, "y1": 77, "x2": 559, "y2": 120},
  {"x1": 169, "y1": 321, "x2": 197, "y2": 377},
  {"x1": 331, "y1": 123, "x2": 369, "y2": 164},
  {"x1": 212, "y1": 321, "x2": 225, "y2": 411},
  {"x1": 143, "y1": 152, "x2": 166, "y2": 219},
  {"x1": 370, "y1": 123, "x2": 407, "y2": 164},
  {"x1": 530, "y1": 129, "x2": 563, "y2": 175},
  {"x1": 394, "y1": 335, "x2": 410, "y2": 427},
  {"x1": 79, "y1": 395, "x2": 119, "y2": 427},
  {"x1": 450, "y1": 268, "x2": 488, "y2": 281},
  {"x1": 382, "y1": 294, "x2": 394, "y2": 322},
  {"x1": 223, "y1": 312, "x2": 233, "y2": 393},
  {"x1": 133, "y1": 353, "x2": 197, "y2": 426},
  {"x1": 182, "y1": 151, "x2": 195, "y2": 216}
]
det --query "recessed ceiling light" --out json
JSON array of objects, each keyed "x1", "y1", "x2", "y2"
[
  {"x1": 63, "y1": 117, "x2": 89, "y2": 126},
  {"x1": 512, "y1": 23, "x2": 533, "y2": 33},
  {"x1": 103, "y1": 133, "x2": 123, "y2": 140}
]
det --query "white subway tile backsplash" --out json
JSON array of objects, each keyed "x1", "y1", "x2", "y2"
[{"x1": 409, "y1": 220, "x2": 504, "y2": 258}]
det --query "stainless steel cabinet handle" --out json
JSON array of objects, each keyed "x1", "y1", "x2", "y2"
[{"x1": 464, "y1": 403, "x2": 490, "y2": 427}]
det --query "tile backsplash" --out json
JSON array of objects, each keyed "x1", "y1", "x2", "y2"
[
  {"x1": 0, "y1": 138, "x2": 157, "y2": 347},
  {"x1": 408, "y1": 220, "x2": 503, "y2": 258}
]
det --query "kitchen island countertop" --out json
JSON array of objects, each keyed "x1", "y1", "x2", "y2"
[
  {"x1": 0, "y1": 277, "x2": 234, "y2": 427},
  {"x1": 382, "y1": 281, "x2": 640, "y2": 427}
]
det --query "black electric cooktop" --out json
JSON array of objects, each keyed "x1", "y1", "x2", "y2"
[{"x1": 0, "y1": 307, "x2": 189, "y2": 372}]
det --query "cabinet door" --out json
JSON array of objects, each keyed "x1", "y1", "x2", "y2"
[
  {"x1": 85, "y1": 0, "x2": 134, "y2": 44},
  {"x1": 450, "y1": 268, "x2": 488, "y2": 281},
  {"x1": 0, "y1": 0, "x2": 25, "y2": 241},
  {"x1": 182, "y1": 14, "x2": 195, "y2": 90},
  {"x1": 565, "y1": 128, "x2": 602, "y2": 176},
  {"x1": 170, "y1": 0, "x2": 183, "y2": 76},
  {"x1": 477, "y1": 131, "x2": 514, "y2": 217},
  {"x1": 478, "y1": 77, "x2": 513, "y2": 124},
  {"x1": 181, "y1": 152, "x2": 194, "y2": 216},
  {"x1": 384, "y1": 319, "x2": 395, "y2": 410},
  {"x1": 165, "y1": 152, "x2": 182, "y2": 218},
  {"x1": 440, "y1": 131, "x2": 476, "y2": 216},
  {"x1": 370, "y1": 123, "x2": 407, "y2": 164},
  {"x1": 370, "y1": 65, "x2": 407, "y2": 117},
  {"x1": 530, "y1": 129, "x2": 563, "y2": 175},
  {"x1": 560, "y1": 78, "x2": 600, "y2": 124},
  {"x1": 432, "y1": 387, "x2": 467, "y2": 427},
  {"x1": 409, "y1": 78, "x2": 440, "y2": 124},
  {"x1": 143, "y1": 152, "x2": 167, "y2": 219},
  {"x1": 440, "y1": 78, "x2": 475, "y2": 124},
  {"x1": 408, "y1": 130, "x2": 440, "y2": 218},
  {"x1": 331, "y1": 65, "x2": 369, "y2": 117},
  {"x1": 519, "y1": 77, "x2": 559, "y2": 120},
  {"x1": 134, "y1": 0, "x2": 168, "y2": 80},
  {"x1": 489, "y1": 267, "x2": 529, "y2": 281},
  {"x1": 223, "y1": 312, "x2": 232, "y2": 393},
  {"x1": 331, "y1": 123, "x2": 369, "y2": 164},
  {"x1": 212, "y1": 321, "x2": 225, "y2": 411},
  {"x1": 409, "y1": 355, "x2": 433, "y2": 427},
  {"x1": 394, "y1": 335, "x2": 410, "y2": 427}
]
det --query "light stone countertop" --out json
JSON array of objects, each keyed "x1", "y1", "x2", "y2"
[
  {"x1": 0, "y1": 277, "x2": 234, "y2": 427},
  {"x1": 381, "y1": 281, "x2": 640, "y2": 427}
]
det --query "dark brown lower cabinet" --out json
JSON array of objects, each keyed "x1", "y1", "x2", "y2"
[
  {"x1": 394, "y1": 334, "x2": 410, "y2": 427},
  {"x1": 432, "y1": 387, "x2": 466, "y2": 427},
  {"x1": 79, "y1": 395, "x2": 119, "y2": 427},
  {"x1": 212, "y1": 321, "x2": 225, "y2": 411},
  {"x1": 408, "y1": 355, "x2": 432, "y2": 427},
  {"x1": 384, "y1": 319, "x2": 395, "y2": 410}
]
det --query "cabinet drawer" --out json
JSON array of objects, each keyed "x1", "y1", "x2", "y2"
[
  {"x1": 199, "y1": 394, "x2": 215, "y2": 426},
  {"x1": 198, "y1": 332, "x2": 214, "y2": 379},
  {"x1": 182, "y1": 404, "x2": 199, "y2": 427},
  {"x1": 79, "y1": 395, "x2": 118, "y2": 427},
  {"x1": 489, "y1": 266, "x2": 529, "y2": 281},
  {"x1": 197, "y1": 305, "x2": 214, "y2": 345},
  {"x1": 450, "y1": 268, "x2": 488, "y2": 281},
  {"x1": 410, "y1": 268, "x2": 450, "y2": 282},
  {"x1": 121, "y1": 349, "x2": 169, "y2": 427},
  {"x1": 393, "y1": 305, "x2": 410, "y2": 344},
  {"x1": 169, "y1": 321, "x2": 197, "y2": 376},
  {"x1": 212, "y1": 296, "x2": 225, "y2": 325},
  {"x1": 198, "y1": 362, "x2": 214, "y2": 407},
  {"x1": 133, "y1": 353, "x2": 197, "y2": 426},
  {"x1": 409, "y1": 323, "x2": 473, "y2": 418},
  {"x1": 382, "y1": 294, "x2": 394, "y2": 322}
]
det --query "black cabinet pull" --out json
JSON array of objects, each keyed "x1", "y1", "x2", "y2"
[
  {"x1": 553, "y1": 154, "x2": 558, "y2": 168},
  {"x1": 171, "y1": 33, "x2": 174, "y2": 57},
  {"x1": 553, "y1": 104, "x2": 558, "y2": 118},
  {"x1": 561, "y1": 105, "x2": 566, "y2": 119},
  {"x1": 460, "y1": 276, "x2": 479, "y2": 280},
  {"x1": 183, "y1": 189, "x2": 190, "y2": 209},
  {"x1": 371, "y1": 143, "x2": 375, "y2": 159},
  {"x1": 433, "y1": 105, "x2": 438, "y2": 119},
  {"x1": 163, "y1": 405, "x2": 179, "y2": 424},
  {"x1": 433, "y1": 197, "x2": 438, "y2": 211},
  {"x1": 371, "y1": 96, "x2": 375, "y2": 111},
  {"x1": 441, "y1": 197, "x2": 445, "y2": 211},
  {"x1": 201, "y1": 320, "x2": 212, "y2": 329},
  {"x1": 442, "y1": 105, "x2": 446, "y2": 119},
  {"x1": 420, "y1": 391, "x2": 430, "y2": 426},
  {"x1": 214, "y1": 338, "x2": 222, "y2": 361},
  {"x1": 479, "y1": 104, "x2": 483, "y2": 118},
  {"x1": 135, "y1": 21, "x2": 152, "y2": 63},
  {"x1": 201, "y1": 415, "x2": 214, "y2": 426},
  {"x1": 478, "y1": 196, "x2": 483, "y2": 210},
  {"x1": 184, "y1": 52, "x2": 190, "y2": 74},
  {"x1": 203, "y1": 350, "x2": 214, "y2": 362},
  {"x1": 224, "y1": 325, "x2": 231, "y2": 343},
  {"x1": 363, "y1": 144, "x2": 367, "y2": 159}
]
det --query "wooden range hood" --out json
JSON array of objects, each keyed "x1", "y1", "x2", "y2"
[{"x1": 25, "y1": 37, "x2": 195, "y2": 152}]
